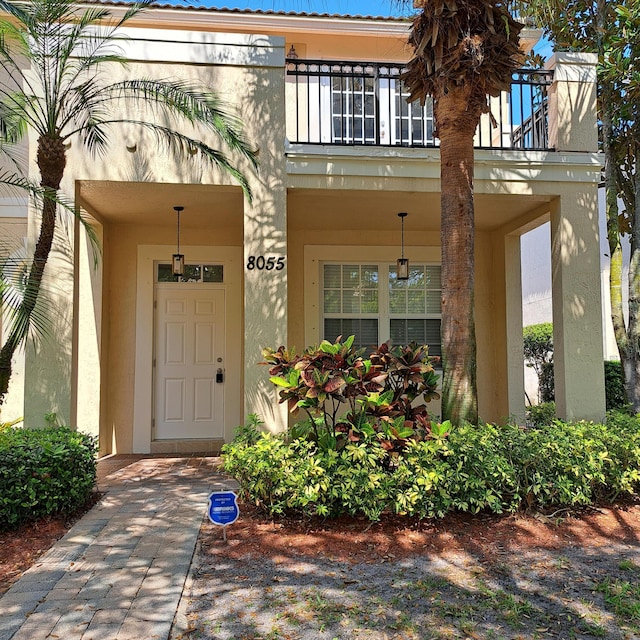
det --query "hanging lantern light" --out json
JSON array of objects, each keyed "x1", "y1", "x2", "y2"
[
  {"x1": 397, "y1": 212, "x2": 409, "y2": 280},
  {"x1": 172, "y1": 206, "x2": 184, "y2": 277}
]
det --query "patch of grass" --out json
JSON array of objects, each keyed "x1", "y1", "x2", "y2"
[
  {"x1": 414, "y1": 576, "x2": 450, "y2": 593},
  {"x1": 596, "y1": 577, "x2": 640, "y2": 629},
  {"x1": 389, "y1": 610, "x2": 419, "y2": 635},
  {"x1": 619, "y1": 559, "x2": 640, "y2": 572},
  {"x1": 264, "y1": 626, "x2": 284, "y2": 640},
  {"x1": 494, "y1": 589, "x2": 537, "y2": 625},
  {"x1": 578, "y1": 620, "x2": 608, "y2": 637}
]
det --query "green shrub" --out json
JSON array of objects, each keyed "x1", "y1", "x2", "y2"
[
  {"x1": 514, "y1": 421, "x2": 610, "y2": 508},
  {"x1": 540, "y1": 361, "x2": 555, "y2": 402},
  {"x1": 605, "y1": 361, "x2": 626, "y2": 410},
  {"x1": 0, "y1": 426, "x2": 97, "y2": 530},
  {"x1": 223, "y1": 415, "x2": 640, "y2": 521},
  {"x1": 262, "y1": 336, "x2": 439, "y2": 452},
  {"x1": 527, "y1": 401, "x2": 556, "y2": 427},
  {"x1": 602, "y1": 411, "x2": 640, "y2": 494},
  {"x1": 524, "y1": 323, "x2": 554, "y2": 402}
]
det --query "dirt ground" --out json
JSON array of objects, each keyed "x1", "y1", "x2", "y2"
[
  {"x1": 0, "y1": 493, "x2": 101, "y2": 597},
  {"x1": 4, "y1": 474, "x2": 640, "y2": 638},
  {"x1": 175, "y1": 500, "x2": 640, "y2": 640}
]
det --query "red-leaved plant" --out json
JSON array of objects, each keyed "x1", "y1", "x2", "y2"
[{"x1": 262, "y1": 336, "x2": 440, "y2": 451}]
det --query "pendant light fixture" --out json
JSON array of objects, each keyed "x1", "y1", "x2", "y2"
[
  {"x1": 397, "y1": 211, "x2": 409, "y2": 280},
  {"x1": 172, "y1": 206, "x2": 185, "y2": 277}
]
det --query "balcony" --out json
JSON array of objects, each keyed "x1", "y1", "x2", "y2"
[{"x1": 286, "y1": 59, "x2": 554, "y2": 152}]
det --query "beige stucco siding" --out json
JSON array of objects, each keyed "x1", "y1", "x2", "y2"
[
  {"x1": 104, "y1": 222, "x2": 241, "y2": 454},
  {"x1": 7, "y1": 10, "x2": 605, "y2": 449}
]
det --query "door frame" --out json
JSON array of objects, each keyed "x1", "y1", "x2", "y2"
[{"x1": 133, "y1": 245, "x2": 242, "y2": 453}]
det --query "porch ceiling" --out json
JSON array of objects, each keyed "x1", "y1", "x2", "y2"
[
  {"x1": 77, "y1": 181, "x2": 243, "y2": 228},
  {"x1": 77, "y1": 181, "x2": 551, "y2": 233},
  {"x1": 287, "y1": 189, "x2": 551, "y2": 232}
]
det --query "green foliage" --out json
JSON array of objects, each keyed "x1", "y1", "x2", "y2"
[
  {"x1": 233, "y1": 413, "x2": 264, "y2": 446},
  {"x1": 262, "y1": 337, "x2": 439, "y2": 452},
  {"x1": 605, "y1": 361, "x2": 627, "y2": 411},
  {"x1": 523, "y1": 323, "x2": 554, "y2": 403},
  {"x1": 527, "y1": 401, "x2": 556, "y2": 427},
  {"x1": 223, "y1": 413, "x2": 640, "y2": 521},
  {"x1": 0, "y1": 426, "x2": 97, "y2": 530},
  {"x1": 513, "y1": 0, "x2": 640, "y2": 410},
  {"x1": 0, "y1": 416, "x2": 22, "y2": 432},
  {"x1": 596, "y1": 577, "x2": 640, "y2": 629},
  {"x1": 539, "y1": 362, "x2": 555, "y2": 403},
  {"x1": 523, "y1": 323, "x2": 553, "y2": 372}
]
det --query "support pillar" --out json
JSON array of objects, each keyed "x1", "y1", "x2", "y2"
[
  {"x1": 243, "y1": 188, "x2": 288, "y2": 432},
  {"x1": 504, "y1": 234, "x2": 526, "y2": 423},
  {"x1": 241, "y1": 36, "x2": 288, "y2": 432},
  {"x1": 550, "y1": 192, "x2": 606, "y2": 421}
]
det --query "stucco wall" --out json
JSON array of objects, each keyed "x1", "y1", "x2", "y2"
[
  {"x1": 0, "y1": 216, "x2": 28, "y2": 422},
  {"x1": 14, "y1": 12, "x2": 606, "y2": 448}
]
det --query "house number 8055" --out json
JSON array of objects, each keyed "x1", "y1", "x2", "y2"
[{"x1": 246, "y1": 256, "x2": 285, "y2": 271}]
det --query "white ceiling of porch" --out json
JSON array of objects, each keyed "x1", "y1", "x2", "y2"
[
  {"x1": 287, "y1": 189, "x2": 552, "y2": 232},
  {"x1": 77, "y1": 181, "x2": 243, "y2": 228},
  {"x1": 77, "y1": 181, "x2": 552, "y2": 233}
]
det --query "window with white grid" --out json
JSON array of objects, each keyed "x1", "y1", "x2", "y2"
[
  {"x1": 331, "y1": 76, "x2": 377, "y2": 144},
  {"x1": 394, "y1": 86, "x2": 436, "y2": 146},
  {"x1": 322, "y1": 262, "x2": 441, "y2": 356}
]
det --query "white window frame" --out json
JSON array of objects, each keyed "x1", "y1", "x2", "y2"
[
  {"x1": 321, "y1": 262, "x2": 441, "y2": 352},
  {"x1": 305, "y1": 71, "x2": 437, "y2": 147},
  {"x1": 304, "y1": 245, "x2": 442, "y2": 350}
]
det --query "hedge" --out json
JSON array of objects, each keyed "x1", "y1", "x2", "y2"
[
  {"x1": 222, "y1": 412, "x2": 640, "y2": 521},
  {"x1": 0, "y1": 426, "x2": 97, "y2": 530}
]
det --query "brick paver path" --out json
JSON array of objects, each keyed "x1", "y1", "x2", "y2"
[{"x1": 0, "y1": 455, "x2": 236, "y2": 640}]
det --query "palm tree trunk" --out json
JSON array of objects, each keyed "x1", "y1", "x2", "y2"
[
  {"x1": 628, "y1": 165, "x2": 640, "y2": 412},
  {"x1": 0, "y1": 134, "x2": 65, "y2": 406},
  {"x1": 437, "y1": 88, "x2": 481, "y2": 425},
  {"x1": 602, "y1": 89, "x2": 639, "y2": 410}
]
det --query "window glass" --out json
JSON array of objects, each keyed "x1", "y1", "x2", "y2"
[
  {"x1": 157, "y1": 263, "x2": 177, "y2": 282},
  {"x1": 203, "y1": 265, "x2": 224, "y2": 282},
  {"x1": 182, "y1": 264, "x2": 201, "y2": 282},
  {"x1": 324, "y1": 318, "x2": 378, "y2": 351},
  {"x1": 156, "y1": 263, "x2": 223, "y2": 283},
  {"x1": 390, "y1": 319, "x2": 442, "y2": 357},
  {"x1": 324, "y1": 264, "x2": 379, "y2": 315},
  {"x1": 324, "y1": 290, "x2": 341, "y2": 313},
  {"x1": 322, "y1": 262, "x2": 441, "y2": 357},
  {"x1": 324, "y1": 264, "x2": 341, "y2": 288}
]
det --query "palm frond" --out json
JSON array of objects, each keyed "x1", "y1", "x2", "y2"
[
  {"x1": 0, "y1": 21, "x2": 39, "y2": 100},
  {"x1": 105, "y1": 79, "x2": 259, "y2": 169},
  {"x1": 0, "y1": 245, "x2": 50, "y2": 346},
  {"x1": 105, "y1": 120, "x2": 254, "y2": 200}
]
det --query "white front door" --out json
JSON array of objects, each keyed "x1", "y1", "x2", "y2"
[{"x1": 154, "y1": 287, "x2": 225, "y2": 439}]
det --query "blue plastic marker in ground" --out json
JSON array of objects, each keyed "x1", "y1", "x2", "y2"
[{"x1": 208, "y1": 491, "x2": 240, "y2": 542}]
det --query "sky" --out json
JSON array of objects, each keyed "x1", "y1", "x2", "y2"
[
  {"x1": 196, "y1": 0, "x2": 413, "y2": 17},
  {"x1": 193, "y1": 0, "x2": 554, "y2": 57}
]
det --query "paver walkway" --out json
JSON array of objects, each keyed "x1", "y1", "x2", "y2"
[{"x1": 0, "y1": 455, "x2": 236, "y2": 640}]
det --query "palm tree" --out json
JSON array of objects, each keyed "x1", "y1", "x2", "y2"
[
  {"x1": 0, "y1": 0, "x2": 258, "y2": 405},
  {"x1": 402, "y1": 0, "x2": 523, "y2": 424}
]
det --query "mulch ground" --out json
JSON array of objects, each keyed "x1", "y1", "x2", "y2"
[{"x1": 199, "y1": 497, "x2": 640, "y2": 565}]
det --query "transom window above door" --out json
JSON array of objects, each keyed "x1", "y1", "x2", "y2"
[
  {"x1": 322, "y1": 262, "x2": 442, "y2": 357},
  {"x1": 156, "y1": 263, "x2": 223, "y2": 283}
]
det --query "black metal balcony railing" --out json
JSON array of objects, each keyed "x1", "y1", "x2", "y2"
[{"x1": 286, "y1": 60, "x2": 554, "y2": 151}]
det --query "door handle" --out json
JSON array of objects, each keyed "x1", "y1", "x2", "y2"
[{"x1": 216, "y1": 368, "x2": 224, "y2": 383}]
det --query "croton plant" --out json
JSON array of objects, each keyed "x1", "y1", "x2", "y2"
[{"x1": 262, "y1": 336, "x2": 441, "y2": 451}]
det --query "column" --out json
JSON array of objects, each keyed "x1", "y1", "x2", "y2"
[
  {"x1": 504, "y1": 234, "x2": 526, "y2": 423},
  {"x1": 550, "y1": 191, "x2": 606, "y2": 420}
]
